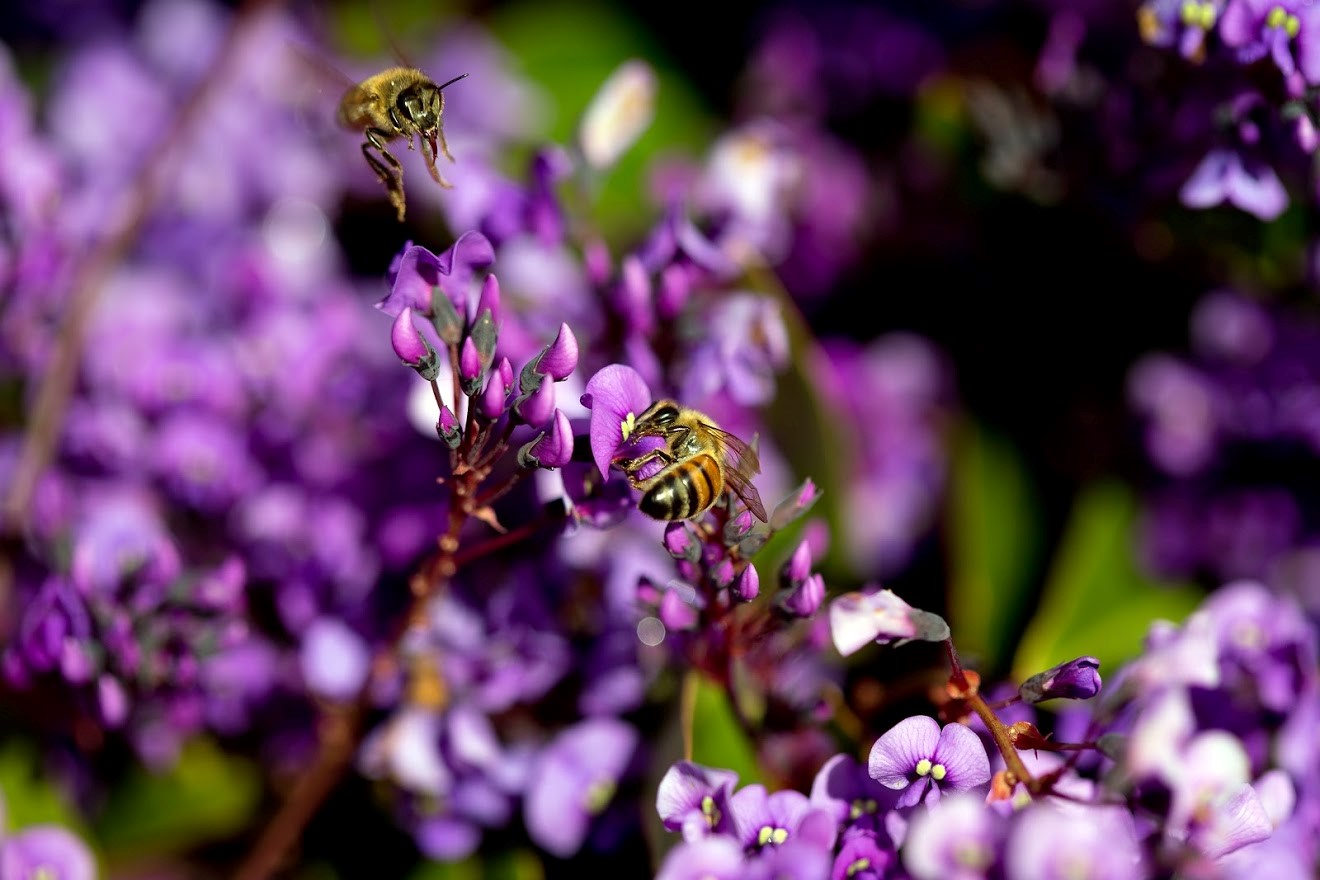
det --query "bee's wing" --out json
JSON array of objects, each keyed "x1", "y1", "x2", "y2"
[
  {"x1": 705, "y1": 423, "x2": 769, "y2": 523},
  {"x1": 285, "y1": 40, "x2": 356, "y2": 93}
]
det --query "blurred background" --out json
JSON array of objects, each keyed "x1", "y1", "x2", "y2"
[{"x1": 2, "y1": 0, "x2": 1315, "y2": 876}]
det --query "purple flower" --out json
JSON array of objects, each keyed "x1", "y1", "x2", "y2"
[
  {"x1": 901, "y1": 792, "x2": 1005, "y2": 880},
  {"x1": 679, "y1": 293, "x2": 789, "y2": 407},
  {"x1": 832, "y1": 827, "x2": 894, "y2": 880},
  {"x1": 1220, "y1": 0, "x2": 1320, "y2": 81},
  {"x1": 655, "y1": 836, "x2": 746, "y2": 880},
  {"x1": 523, "y1": 717, "x2": 638, "y2": 857},
  {"x1": 745, "y1": 840, "x2": 834, "y2": 880},
  {"x1": 829, "y1": 588, "x2": 950, "y2": 656},
  {"x1": 1139, "y1": 0, "x2": 1226, "y2": 59},
  {"x1": 1018, "y1": 656, "x2": 1102, "y2": 703},
  {"x1": 656, "y1": 761, "x2": 739, "y2": 840},
  {"x1": 376, "y1": 232, "x2": 496, "y2": 319},
  {"x1": 579, "y1": 363, "x2": 653, "y2": 479},
  {"x1": 1004, "y1": 801, "x2": 1145, "y2": 879},
  {"x1": 728, "y1": 784, "x2": 837, "y2": 852},
  {"x1": 868, "y1": 716, "x2": 991, "y2": 808},
  {"x1": 1180, "y1": 148, "x2": 1288, "y2": 221},
  {"x1": 810, "y1": 753, "x2": 899, "y2": 832},
  {"x1": 0, "y1": 825, "x2": 97, "y2": 880}
]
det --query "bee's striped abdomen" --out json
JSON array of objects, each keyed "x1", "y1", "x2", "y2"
[{"x1": 640, "y1": 454, "x2": 722, "y2": 520}]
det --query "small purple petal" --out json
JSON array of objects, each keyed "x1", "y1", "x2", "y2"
[
  {"x1": 580, "y1": 364, "x2": 653, "y2": 478},
  {"x1": 415, "y1": 814, "x2": 482, "y2": 861},
  {"x1": 931, "y1": 723, "x2": 991, "y2": 791}
]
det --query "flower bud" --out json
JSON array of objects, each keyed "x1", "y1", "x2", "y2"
[
  {"x1": 437, "y1": 404, "x2": 462, "y2": 448},
  {"x1": 709, "y1": 558, "x2": 736, "y2": 590},
  {"x1": 99, "y1": 674, "x2": 129, "y2": 727},
  {"x1": 1018, "y1": 656, "x2": 1102, "y2": 703},
  {"x1": 391, "y1": 307, "x2": 431, "y2": 366},
  {"x1": 657, "y1": 262, "x2": 692, "y2": 319},
  {"x1": 779, "y1": 572, "x2": 825, "y2": 618},
  {"x1": 615, "y1": 255, "x2": 654, "y2": 335},
  {"x1": 538, "y1": 323, "x2": 580, "y2": 381},
  {"x1": 518, "y1": 410, "x2": 573, "y2": 469},
  {"x1": 782, "y1": 540, "x2": 813, "y2": 587},
  {"x1": 663, "y1": 522, "x2": 701, "y2": 562},
  {"x1": 479, "y1": 371, "x2": 509, "y2": 420},
  {"x1": 515, "y1": 374, "x2": 556, "y2": 427},
  {"x1": 770, "y1": 478, "x2": 822, "y2": 530},
  {"x1": 477, "y1": 274, "x2": 502, "y2": 329},
  {"x1": 459, "y1": 336, "x2": 483, "y2": 390},
  {"x1": 733, "y1": 563, "x2": 760, "y2": 601},
  {"x1": 659, "y1": 589, "x2": 698, "y2": 631}
]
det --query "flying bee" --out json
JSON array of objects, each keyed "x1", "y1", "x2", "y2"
[
  {"x1": 337, "y1": 67, "x2": 468, "y2": 222},
  {"x1": 615, "y1": 400, "x2": 768, "y2": 523}
]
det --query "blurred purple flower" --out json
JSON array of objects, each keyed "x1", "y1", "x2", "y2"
[
  {"x1": 300, "y1": 618, "x2": 370, "y2": 701},
  {"x1": 1220, "y1": 0, "x2": 1320, "y2": 81},
  {"x1": 1180, "y1": 148, "x2": 1288, "y2": 221},
  {"x1": 655, "y1": 836, "x2": 746, "y2": 880},
  {"x1": 900, "y1": 792, "x2": 1004, "y2": 880},
  {"x1": 0, "y1": 825, "x2": 97, "y2": 880},
  {"x1": 523, "y1": 717, "x2": 638, "y2": 857},
  {"x1": 376, "y1": 232, "x2": 496, "y2": 319}
]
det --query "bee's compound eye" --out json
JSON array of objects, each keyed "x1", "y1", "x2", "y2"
[{"x1": 650, "y1": 404, "x2": 679, "y2": 425}]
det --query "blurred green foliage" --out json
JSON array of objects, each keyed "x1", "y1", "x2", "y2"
[
  {"x1": 94, "y1": 737, "x2": 259, "y2": 856},
  {"x1": 947, "y1": 419, "x2": 1043, "y2": 676},
  {"x1": 1012, "y1": 481, "x2": 1203, "y2": 682}
]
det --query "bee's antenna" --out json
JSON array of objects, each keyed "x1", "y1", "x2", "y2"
[{"x1": 435, "y1": 73, "x2": 470, "y2": 91}]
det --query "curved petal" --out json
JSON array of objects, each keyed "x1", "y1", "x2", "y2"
[{"x1": 932, "y1": 722, "x2": 992, "y2": 791}]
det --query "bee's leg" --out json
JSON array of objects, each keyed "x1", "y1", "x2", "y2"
[
  {"x1": 363, "y1": 127, "x2": 406, "y2": 222},
  {"x1": 437, "y1": 124, "x2": 456, "y2": 163},
  {"x1": 616, "y1": 447, "x2": 675, "y2": 483},
  {"x1": 420, "y1": 134, "x2": 454, "y2": 189}
]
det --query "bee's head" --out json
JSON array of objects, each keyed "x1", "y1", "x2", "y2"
[{"x1": 398, "y1": 82, "x2": 442, "y2": 133}]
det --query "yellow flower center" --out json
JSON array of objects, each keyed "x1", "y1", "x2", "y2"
[
  {"x1": 1267, "y1": 5, "x2": 1301, "y2": 37},
  {"x1": 584, "y1": 779, "x2": 616, "y2": 814},
  {"x1": 757, "y1": 825, "x2": 789, "y2": 846},
  {"x1": 847, "y1": 858, "x2": 872, "y2": 877},
  {"x1": 621, "y1": 411, "x2": 637, "y2": 441},
  {"x1": 701, "y1": 794, "x2": 721, "y2": 828},
  {"x1": 1179, "y1": 0, "x2": 1218, "y2": 29}
]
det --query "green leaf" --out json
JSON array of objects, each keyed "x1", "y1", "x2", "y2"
[
  {"x1": 406, "y1": 858, "x2": 482, "y2": 880},
  {"x1": 487, "y1": 0, "x2": 717, "y2": 243},
  {"x1": 688, "y1": 673, "x2": 763, "y2": 788},
  {"x1": 1012, "y1": 481, "x2": 1204, "y2": 682},
  {"x1": 0, "y1": 740, "x2": 84, "y2": 831},
  {"x1": 946, "y1": 419, "x2": 1043, "y2": 674},
  {"x1": 94, "y1": 737, "x2": 260, "y2": 856}
]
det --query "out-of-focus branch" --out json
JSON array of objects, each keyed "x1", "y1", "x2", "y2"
[
  {"x1": 232, "y1": 705, "x2": 360, "y2": 880},
  {"x1": 0, "y1": 0, "x2": 283, "y2": 536}
]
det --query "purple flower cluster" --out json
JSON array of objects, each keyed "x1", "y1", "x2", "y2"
[
  {"x1": 654, "y1": 576, "x2": 1317, "y2": 879},
  {"x1": 1129, "y1": 289, "x2": 1320, "y2": 597},
  {"x1": 1137, "y1": 0, "x2": 1320, "y2": 219}
]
